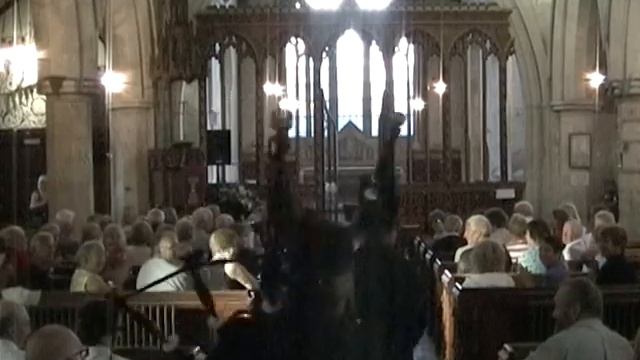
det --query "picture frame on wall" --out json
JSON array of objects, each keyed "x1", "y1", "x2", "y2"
[{"x1": 569, "y1": 133, "x2": 591, "y2": 169}]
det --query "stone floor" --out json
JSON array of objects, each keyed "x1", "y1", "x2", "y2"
[{"x1": 413, "y1": 333, "x2": 439, "y2": 360}]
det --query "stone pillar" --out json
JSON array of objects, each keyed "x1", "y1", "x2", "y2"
[
  {"x1": 109, "y1": 0, "x2": 154, "y2": 220},
  {"x1": 617, "y1": 96, "x2": 640, "y2": 239},
  {"x1": 32, "y1": 0, "x2": 99, "y2": 222},
  {"x1": 466, "y1": 45, "x2": 484, "y2": 182}
]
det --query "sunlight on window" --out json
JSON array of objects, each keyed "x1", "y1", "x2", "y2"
[
  {"x1": 285, "y1": 38, "x2": 308, "y2": 138},
  {"x1": 337, "y1": 29, "x2": 364, "y2": 131},
  {"x1": 371, "y1": 42, "x2": 385, "y2": 137},
  {"x1": 372, "y1": 37, "x2": 414, "y2": 136}
]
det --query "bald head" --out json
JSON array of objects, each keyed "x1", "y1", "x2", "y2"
[
  {"x1": 26, "y1": 325, "x2": 84, "y2": 360},
  {"x1": 0, "y1": 300, "x2": 30, "y2": 348}
]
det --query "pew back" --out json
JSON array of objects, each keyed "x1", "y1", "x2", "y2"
[{"x1": 441, "y1": 281, "x2": 640, "y2": 360}]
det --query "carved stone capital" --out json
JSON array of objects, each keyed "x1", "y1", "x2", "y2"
[
  {"x1": 37, "y1": 76, "x2": 101, "y2": 96},
  {"x1": 606, "y1": 78, "x2": 640, "y2": 98},
  {"x1": 550, "y1": 100, "x2": 599, "y2": 113}
]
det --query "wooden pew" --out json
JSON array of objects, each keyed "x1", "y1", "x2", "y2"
[
  {"x1": 29, "y1": 291, "x2": 251, "y2": 352},
  {"x1": 439, "y1": 276, "x2": 640, "y2": 360}
]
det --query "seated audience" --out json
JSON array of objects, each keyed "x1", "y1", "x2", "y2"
[
  {"x1": 430, "y1": 214, "x2": 465, "y2": 261},
  {"x1": 207, "y1": 228, "x2": 259, "y2": 290},
  {"x1": 463, "y1": 240, "x2": 514, "y2": 288},
  {"x1": 136, "y1": 230, "x2": 191, "y2": 291},
  {"x1": 192, "y1": 207, "x2": 214, "y2": 252},
  {"x1": 162, "y1": 207, "x2": 178, "y2": 226},
  {"x1": 70, "y1": 240, "x2": 111, "y2": 294},
  {"x1": 0, "y1": 300, "x2": 30, "y2": 360},
  {"x1": 27, "y1": 232, "x2": 56, "y2": 290},
  {"x1": 538, "y1": 235, "x2": 568, "y2": 287},
  {"x1": 551, "y1": 208, "x2": 570, "y2": 242},
  {"x1": 519, "y1": 219, "x2": 551, "y2": 275},
  {"x1": 562, "y1": 219, "x2": 585, "y2": 261},
  {"x1": 596, "y1": 225, "x2": 637, "y2": 285},
  {"x1": 454, "y1": 215, "x2": 492, "y2": 273},
  {"x1": 513, "y1": 200, "x2": 534, "y2": 220},
  {"x1": 55, "y1": 209, "x2": 79, "y2": 262},
  {"x1": 81, "y1": 222, "x2": 103, "y2": 243},
  {"x1": 126, "y1": 221, "x2": 154, "y2": 267},
  {"x1": 525, "y1": 278, "x2": 633, "y2": 360},
  {"x1": 101, "y1": 224, "x2": 130, "y2": 289},
  {"x1": 485, "y1": 207, "x2": 511, "y2": 245},
  {"x1": 146, "y1": 208, "x2": 165, "y2": 233},
  {"x1": 506, "y1": 214, "x2": 529, "y2": 260},
  {"x1": 77, "y1": 301, "x2": 129, "y2": 360},
  {"x1": 25, "y1": 324, "x2": 88, "y2": 360}
]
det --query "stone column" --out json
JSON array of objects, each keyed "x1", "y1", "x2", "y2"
[
  {"x1": 32, "y1": 0, "x2": 99, "y2": 222},
  {"x1": 109, "y1": 0, "x2": 154, "y2": 220},
  {"x1": 616, "y1": 96, "x2": 640, "y2": 239}
]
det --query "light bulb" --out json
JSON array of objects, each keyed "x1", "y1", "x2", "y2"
[
  {"x1": 356, "y1": 0, "x2": 393, "y2": 10},
  {"x1": 410, "y1": 98, "x2": 426, "y2": 111},
  {"x1": 586, "y1": 71, "x2": 606, "y2": 89},
  {"x1": 305, "y1": 0, "x2": 342, "y2": 10},
  {"x1": 101, "y1": 71, "x2": 126, "y2": 93},
  {"x1": 263, "y1": 82, "x2": 285, "y2": 97},
  {"x1": 433, "y1": 79, "x2": 447, "y2": 96},
  {"x1": 279, "y1": 97, "x2": 301, "y2": 112}
]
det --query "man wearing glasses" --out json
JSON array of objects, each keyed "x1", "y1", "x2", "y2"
[{"x1": 25, "y1": 324, "x2": 89, "y2": 360}]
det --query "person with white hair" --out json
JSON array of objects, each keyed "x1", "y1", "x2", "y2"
[
  {"x1": 192, "y1": 207, "x2": 214, "y2": 252},
  {"x1": 455, "y1": 215, "x2": 493, "y2": 274},
  {"x1": 463, "y1": 241, "x2": 515, "y2": 288},
  {"x1": 0, "y1": 300, "x2": 30, "y2": 360},
  {"x1": 583, "y1": 209, "x2": 616, "y2": 252},
  {"x1": 136, "y1": 231, "x2": 191, "y2": 292},
  {"x1": 146, "y1": 208, "x2": 165, "y2": 233},
  {"x1": 559, "y1": 202, "x2": 581, "y2": 223},
  {"x1": 513, "y1": 200, "x2": 534, "y2": 220},
  {"x1": 215, "y1": 214, "x2": 235, "y2": 231},
  {"x1": 562, "y1": 219, "x2": 586, "y2": 261},
  {"x1": 25, "y1": 324, "x2": 88, "y2": 360},
  {"x1": 70, "y1": 241, "x2": 111, "y2": 294},
  {"x1": 55, "y1": 209, "x2": 79, "y2": 262}
]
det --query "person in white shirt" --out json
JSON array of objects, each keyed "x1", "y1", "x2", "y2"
[
  {"x1": 562, "y1": 219, "x2": 585, "y2": 261},
  {"x1": 455, "y1": 215, "x2": 492, "y2": 273},
  {"x1": 463, "y1": 240, "x2": 515, "y2": 288},
  {"x1": 0, "y1": 300, "x2": 30, "y2": 360},
  {"x1": 77, "y1": 301, "x2": 129, "y2": 360},
  {"x1": 136, "y1": 230, "x2": 191, "y2": 292},
  {"x1": 525, "y1": 278, "x2": 633, "y2": 360},
  {"x1": 25, "y1": 324, "x2": 89, "y2": 360}
]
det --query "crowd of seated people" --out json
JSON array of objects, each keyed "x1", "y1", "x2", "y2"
[{"x1": 0, "y1": 201, "x2": 264, "y2": 303}]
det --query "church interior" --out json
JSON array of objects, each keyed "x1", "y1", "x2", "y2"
[{"x1": 1, "y1": 0, "x2": 640, "y2": 359}]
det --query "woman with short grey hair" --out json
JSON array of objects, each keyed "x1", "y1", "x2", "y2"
[{"x1": 70, "y1": 240, "x2": 111, "y2": 294}]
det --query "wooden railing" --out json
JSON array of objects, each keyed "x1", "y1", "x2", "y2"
[{"x1": 29, "y1": 291, "x2": 251, "y2": 351}]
